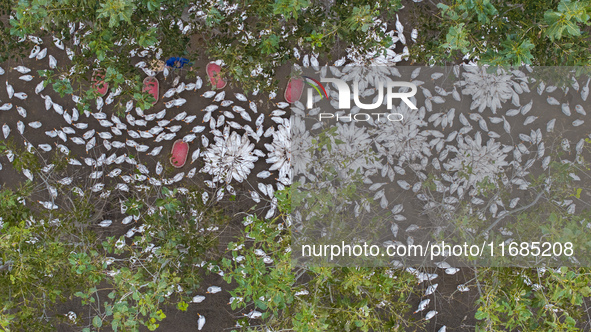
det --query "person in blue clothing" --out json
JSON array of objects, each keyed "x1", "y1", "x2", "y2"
[{"x1": 165, "y1": 57, "x2": 191, "y2": 68}]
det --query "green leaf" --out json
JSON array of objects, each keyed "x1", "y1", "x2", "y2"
[
  {"x1": 475, "y1": 310, "x2": 488, "y2": 320},
  {"x1": 177, "y1": 301, "x2": 189, "y2": 311},
  {"x1": 544, "y1": 0, "x2": 590, "y2": 41},
  {"x1": 472, "y1": 0, "x2": 498, "y2": 23},
  {"x1": 442, "y1": 23, "x2": 470, "y2": 53},
  {"x1": 93, "y1": 315, "x2": 103, "y2": 328},
  {"x1": 52, "y1": 79, "x2": 74, "y2": 97},
  {"x1": 345, "y1": 6, "x2": 376, "y2": 33},
  {"x1": 272, "y1": 0, "x2": 309, "y2": 19},
  {"x1": 498, "y1": 37, "x2": 535, "y2": 65},
  {"x1": 254, "y1": 299, "x2": 268, "y2": 310},
  {"x1": 260, "y1": 34, "x2": 280, "y2": 55},
  {"x1": 96, "y1": 0, "x2": 137, "y2": 28},
  {"x1": 573, "y1": 188, "x2": 582, "y2": 198}
]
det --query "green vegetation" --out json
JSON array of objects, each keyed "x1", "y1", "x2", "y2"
[
  {"x1": 413, "y1": 0, "x2": 591, "y2": 66},
  {"x1": 0, "y1": 151, "x2": 226, "y2": 330},
  {"x1": 222, "y1": 212, "x2": 420, "y2": 332},
  {"x1": 475, "y1": 267, "x2": 591, "y2": 331}
]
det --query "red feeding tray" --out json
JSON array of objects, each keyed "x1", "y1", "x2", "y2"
[
  {"x1": 92, "y1": 70, "x2": 108, "y2": 96},
  {"x1": 285, "y1": 77, "x2": 304, "y2": 103},
  {"x1": 143, "y1": 76, "x2": 159, "y2": 105},
  {"x1": 206, "y1": 62, "x2": 227, "y2": 89},
  {"x1": 170, "y1": 140, "x2": 189, "y2": 168}
]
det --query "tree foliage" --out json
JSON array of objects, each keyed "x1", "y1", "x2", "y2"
[{"x1": 412, "y1": 0, "x2": 591, "y2": 66}]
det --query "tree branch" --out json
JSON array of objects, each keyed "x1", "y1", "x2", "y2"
[{"x1": 480, "y1": 190, "x2": 545, "y2": 236}]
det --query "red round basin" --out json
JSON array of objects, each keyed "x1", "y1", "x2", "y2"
[
  {"x1": 206, "y1": 62, "x2": 227, "y2": 89},
  {"x1": 143, "y1": 76, "x2": 159, "y2": 105},
  {"x1": 92, "y1": 70, "x2": 108, "y2": 96},
  {"x1": 285, "y1": 77, "x2": 304, "y2": 103}
]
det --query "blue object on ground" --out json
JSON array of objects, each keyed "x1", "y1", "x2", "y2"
[{"x1": 165, "y1": 57, "x2": 191, "y2": 68}]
